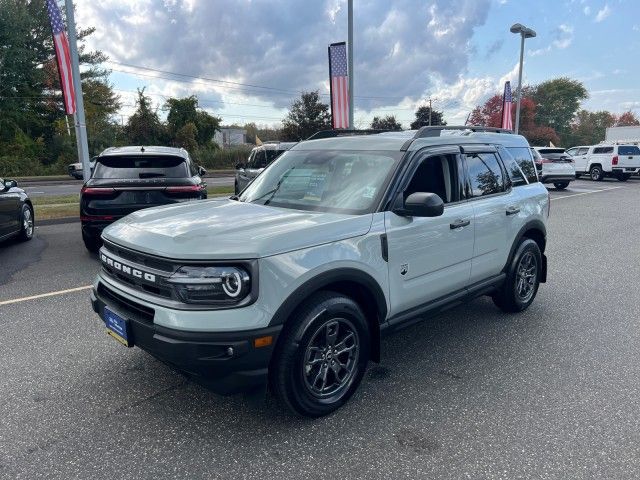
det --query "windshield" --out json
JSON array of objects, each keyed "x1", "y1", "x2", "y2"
[{"x1": 238, "y1": 149, "x2": 402, "y2": 214}]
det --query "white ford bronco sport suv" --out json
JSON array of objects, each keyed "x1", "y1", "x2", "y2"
[{"x1": 91, "y1": 126, "x2": 549, "y2": 417}]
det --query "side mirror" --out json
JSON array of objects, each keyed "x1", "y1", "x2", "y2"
[
  {"x1": 4, "y1": 179, "x2": 17, "y2": 189},
  {"x1": 198, "y1": 166, "x2": 207, "y2": 176},
  {"x1": 395, "y1": 192, "x2": 444, "y2": 217}
]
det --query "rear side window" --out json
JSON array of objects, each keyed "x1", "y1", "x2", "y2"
[
  {"x1": 593, "y1": 146, "x2": 614, "y2": 154},
  {"x1": 497, "y1": 146, "x2": 527, "y2": 186},
  {"x1": 577, "y1": 147, "x2": 589, "y2": 155},
  {"x1": 465, "y1": 153, "x2": 505, "y2": 197},
  {"x1": 249, "y1": 150, "x2": 268, "y2": 169},
  {"x1": 618, "y1": 146, "x2": 640, "y2": 156},
  {"x1": 93, "y1": 156, "x2": 189, "y2": 179},
  {"x1": 506, "y1": 147, "x2": 538, "y2": 183}
]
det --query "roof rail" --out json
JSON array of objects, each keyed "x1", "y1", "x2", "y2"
[
  {"x1": 413, "y1": 125, "x2": 514, "y2": 139},
  {"x1": 306, "y1": 129, "x2": 391, "y2": 141}
]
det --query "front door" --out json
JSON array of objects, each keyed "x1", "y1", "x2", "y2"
[{"x1": 385, "y1": 148, "x2": 474, "y2": 317}]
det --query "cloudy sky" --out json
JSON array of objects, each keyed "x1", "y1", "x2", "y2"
[{"x1": 75, "y1": 0, "x2": 640, "y2": 128}]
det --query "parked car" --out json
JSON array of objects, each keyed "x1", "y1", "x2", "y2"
[
  {"x1": 234, "y1": 142, "x2": 296, "y2": 193},
  {"x1": 531, "y1": 147, "x2": 575, "y2": 190},
  {"x1": 91, "y1": 126, "x2": 549, "y2": 417},
  {"x1": 565, "y1": 144, "x2": 640, "y2": 181},
  {"x1": 0, "y1": 178, "x2": 34, "y2": 243},
  {"x1": 68, "y1": 157, "x2": 97, "y2": 179},
  {"x1": 80, "y1": 146, "x2": 207, "y2": 252}
]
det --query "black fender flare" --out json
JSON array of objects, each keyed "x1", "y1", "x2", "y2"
[
  {"x1": 503, "y1": 220, "x2": 547, "y2": 282},
  {"x1": 268, "y1": 268, "x2": 388, "y2": 328}
]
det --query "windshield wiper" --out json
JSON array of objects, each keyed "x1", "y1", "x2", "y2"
[{"x1": 249, "y1": 168, "x2": 293, "y2": 205}]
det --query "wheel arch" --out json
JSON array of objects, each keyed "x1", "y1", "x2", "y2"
[
  {"x1": 269, "y1": 268, "x2": 388, "y2": 363},
  {"x1": 503, "y1": 220, "x2": 547, "y2": 281}
]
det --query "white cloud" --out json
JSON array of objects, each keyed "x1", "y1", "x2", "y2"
[
  {"x1": 583, "y1": 6, "x2": 591, "y2": 15},
  {"x1": 595, "y1": 4, "x2": 611, "y2": 22}
]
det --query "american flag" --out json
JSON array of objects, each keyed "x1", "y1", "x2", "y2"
[
  {"x1": 46, "y1": 0, "x2": 76, "y2": 114},
  {"x1": 328, "y1": 42, "x2": 350, "y2": 129},
  {"x1": 501, "y1": 81, "x2": 513, "y2": 130}
]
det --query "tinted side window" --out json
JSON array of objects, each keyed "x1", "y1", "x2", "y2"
[
  {"x1": 593, "y1": 147, "x2": 614, "y2": 154},
  {"x1": 618, "y1": 146, "x2": 640, "y2": 155},
  {"x1": 577, "y1": 148, "x2": 589, "y2": 155},
  {"x1": 506, "y1": 147, "x2": 538, "y2": 183},
  {"x1": 466, "y1": 153, "x2": 505, "y2": 198},
  {"x1": 497, "y1": 146, "x2": 527, "y2": 186}
]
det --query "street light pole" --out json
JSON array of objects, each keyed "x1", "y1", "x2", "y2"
[
  {"x1": 514, "y1": 33, "x2": 525, "y2": 134},
  {"x1": 347, "y1": 0, "x2": 354, "y2": 129},
  {"x1": 510, "y1": 23, "x2": 536, "y2": 135}
]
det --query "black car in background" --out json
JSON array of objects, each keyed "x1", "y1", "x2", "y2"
[
  {"x1": 80, "y1": 146, "x2": 207, "y2": 252},
  {"x1": 234, "y1": 142, "x2": 297, "y2": 193},
  {"x1": 0, "y1": 178, "x2": 34, "y2": 244}
]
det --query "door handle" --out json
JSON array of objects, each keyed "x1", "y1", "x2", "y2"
[
  {"x1": 506, "y1": 206, "x2": 521, "y2": 216},
  {"x1": 450, "y1": 219, "x2": 470, "y2": 229}
]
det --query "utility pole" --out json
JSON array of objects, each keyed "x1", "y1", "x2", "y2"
[
  {"x1": 347, "y1": 0, "x2": 354, "y2": 129},
  {"x1": 429, "y1": 98, "x2": 432, "y2": 126},
  {"x1": 64, "y1": 0, "x2": 91, "y2": 181}
]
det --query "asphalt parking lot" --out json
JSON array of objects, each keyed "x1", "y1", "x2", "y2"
[{"x1": 2, "y1": 178, "x2": 640, "y2": 479}]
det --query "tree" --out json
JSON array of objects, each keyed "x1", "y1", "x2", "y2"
[
  {"x1": 194, "y1": 110, "x2": 220, "y2": 146},
  {"x1": 174, "y1": 122, "x2": 198, "y2": 152},
  {"x1": 410, "y1": 105, "x2": 446, "y2": 129},
  {"x1": 370, "y1": 115, "x2": 402, "y2": 130},
  {"x1": 566, "y1": 110, "x2": 616, "y2": 146},
  {"x1": 615, "y1": 111, "x2": 640, "y2": 127},
  {"x1": 281, "y1": 91, "x2": 331, "y2": 141},
  {"x1": 526, "y1": 78, "x2": 588, "y2": 139},
  {"x1": 124, "y1": 89, "x2": 166, "y2": 145},
  {"x1": 468, "y1": 95, "x2": 503, "y2": 127},
  {"x1": 164, "y1": 96, "x2": 219, "y2": 146}
]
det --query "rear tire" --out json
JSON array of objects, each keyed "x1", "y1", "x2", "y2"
[
  {"x1": 269, "y1": 291, "x2": 370, "y2": 417},
  {"x1": 553, "y1": 182, "x2": 569, "y2": 190},
  {"x1": 492, "y1": 239, "x2": 542, "y2": 313},
  {"x1": 18, "y1": 204, "x2": 34, "y2": 241},
  {"x1": 82, "y1": 232, "x2": 102, "y2": 253},
  {"x1": 589, "y1": 165, "x2": 603, "y2": 181}
]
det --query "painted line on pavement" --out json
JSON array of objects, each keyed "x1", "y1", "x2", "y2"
[
  {"x1": 0, "y1": 285, "x2": 92, "y2": 306},
  {"x1": 551, "y1": 186, "x2": 622, "y2": 201}
]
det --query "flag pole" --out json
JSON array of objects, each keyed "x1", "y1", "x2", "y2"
[
  {"x1": 347, "y1": 0, "x2": 354, "y2": 129},
  {"x1": 63, "y1": 0, "x2": 91, "y2": 181}
]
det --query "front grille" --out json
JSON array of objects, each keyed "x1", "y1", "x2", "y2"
[
  {"x1": 98, "y1": 283, "x2": 155, "y2": 323},
  {"x1": 101, "y1": 241, "x2": 177, "y2": 301}
]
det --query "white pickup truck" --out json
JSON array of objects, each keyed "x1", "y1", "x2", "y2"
[{"x1": 565, "y1": 144, "x2": 640, "y2": 181}]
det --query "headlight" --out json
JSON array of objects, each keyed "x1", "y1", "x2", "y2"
[{"x1": 167, "y1": 266, "x2": 251, "y2": 304}]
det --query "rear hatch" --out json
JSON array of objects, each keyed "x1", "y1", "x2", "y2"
[
  {"x1": 81, "y1": 155, "x2": 205, "y2": 219},
  {"x1": 536, "y1": 148, "x2": 575, "y2": 174},
  {"x1": 616, "y1": 145, "x2": 640, "y2": 169}
]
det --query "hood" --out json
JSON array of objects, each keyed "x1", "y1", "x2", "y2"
[{"x1": 102, "y1": 198, "x2": 373, "y2": 259}]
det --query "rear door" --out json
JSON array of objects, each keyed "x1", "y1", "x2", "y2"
[
  {"x1": 463, "y1": 147, "x2": 514, "y2": 284},
  {"x1": 616, "y1": 145, "x2": 640, "y2": 169},
  {"x1": 83, "y1": 155, "x2": 203, "y2": 218}
]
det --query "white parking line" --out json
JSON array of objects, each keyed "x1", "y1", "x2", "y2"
[
  {"x1": 0, "y1": 285, "x2": 92, "y2": 306},
  {"x1": 551, "y1": 186, "x2": 623, "y2": 201}
]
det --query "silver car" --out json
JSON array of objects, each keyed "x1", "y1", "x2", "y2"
[{"x1": 234, "y1": 142, "x2": 296, "y2": 193}]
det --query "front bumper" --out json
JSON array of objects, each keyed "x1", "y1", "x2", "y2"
[{"x1": 91, "y1": 282, "x2": 281, "y2": 394}]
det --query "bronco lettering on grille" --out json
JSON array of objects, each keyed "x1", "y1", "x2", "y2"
[{"x1": 101, "y1": 253, "x2": 156, "y2": 283}]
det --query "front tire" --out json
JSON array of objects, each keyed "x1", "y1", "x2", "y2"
[
  {"x1": 18, "y1": 204, "x2": 34, "y2": 241},
  {"x1": 269, "y1": 291, "x2": 370, "y2": 417},
  {"x1": 492, "y1": 239, "x2": 542, "y2": 313},
  {"x1": 590, "y1": 165, "x2": 603, "y2": 181},
  {"x1": 553, "y1": 181, "x2": 569, "y2": 190}
]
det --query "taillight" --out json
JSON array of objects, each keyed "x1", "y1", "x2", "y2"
[
  {"x1": 81, "y1": 186, "x2": 115, "y2": 195},
  {"x1": 612, "y1": 155, "x2": 618, "y2": 165},
  {"x1": 165, "y1": 185, "x2": 203, "y2": 193}
]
